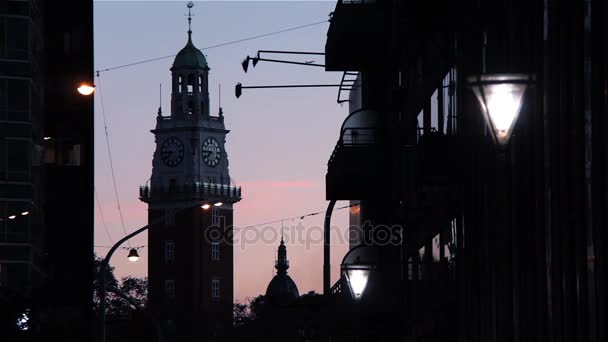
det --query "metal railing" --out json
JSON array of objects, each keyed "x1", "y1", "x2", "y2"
[
  {"x1": 328, "y1": 128, "x2": 377, "y2": 168},
  {"x1": 139, "y1": 182, "x2": 241, "y2": 200}
]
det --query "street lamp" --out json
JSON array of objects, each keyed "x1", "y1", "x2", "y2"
[
  {"x1": 341, "y1": 245, "x2": 377, "y2": 301},
  {"x1": 466, "y1": 74, "x2": 533, "y2": 146},
  {"x1": 127, "y1": 248, "x2": 140, "y2": 262},
  {"x1": 201, "y1": 203, "x2": 211, "y2": 210},
  {"x1": 77, "y1": 83, "x2": 96, "y2": 95}
]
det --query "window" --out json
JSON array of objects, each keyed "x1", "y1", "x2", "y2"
[
  {"x1": 164, "y1": 208, "x2": 174, "y2": 226},
  {"x1": 212, "y1": 208, "x2": 224, "y2": 226},
  {"x1": 165, "y1": 280, "x2": 175, "y2": 299},
  {"x1": 164, "y1": 240, "x2": 174, "y2": 264},
  {"x1": 211, "y1": 279, "x2": 220, "y2": 298},
  {"x1": 211, "y1": 242, "x2": 220, "y2": 261}
]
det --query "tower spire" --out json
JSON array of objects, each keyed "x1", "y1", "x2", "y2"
[
  {"x1": 186, "y1": 1, "x2": 194, "y2": 39},
  {"x1": 275, "y1": 222, "x2": 289, "y2": 276}
]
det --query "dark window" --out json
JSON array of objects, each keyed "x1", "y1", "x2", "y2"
[
  {"x1": 211, "y1": 242, "x2": 220, "y2": 261},
  {"x1": 6, "y1": 139, "x2": 30, "y2": 181},
  {"x1": 211, "y1": 279, "x2": 220, "y2": 298},
  {"x1": 6, "y1": 79, "x2": 30, "y2": 121},
  {"x1": 164, "y1": 240, "x2": 174, "y2": 264}
]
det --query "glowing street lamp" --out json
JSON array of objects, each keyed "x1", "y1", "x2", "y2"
[
  {"x1": 341, "y1": 245, "x2": 377, "y2": 301},
  {"x1": 77, "y1": 83, "x2": 95, "y2": 95},
  {"x1": 127, "y1": 248, "x2": 140, "y2": 262},
  {"x1": 214, "y1": 202, "x2": 223, "y2": 207},
  {"x1": 467, "y1": 74, "x2": 533, "y2": 146},
  {"x1": 201, "y1": 203, "x2": 211, "y2": 210}
]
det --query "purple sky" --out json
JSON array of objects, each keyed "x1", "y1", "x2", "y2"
[{"x1": 93, "y1": 1, "x2": 350, "y2": 302}]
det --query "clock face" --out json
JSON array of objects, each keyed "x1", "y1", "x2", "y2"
[
  {"x1": 160, "y1": 136, "x2": 184, "y2": 167},
  {"x1": 202, "y1": 137, "x2": 221, "y2": 167}
]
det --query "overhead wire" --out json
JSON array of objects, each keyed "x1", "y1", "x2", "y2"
[
  {"x1": 96, "y1": 19, "x2": 329, "y2": 74},
  {"x1": 95, "y1": 188, "x2": 114, "y2": 245},
  {"x1": 96, "y1": 72, "x2": 132, "y2": 248}
]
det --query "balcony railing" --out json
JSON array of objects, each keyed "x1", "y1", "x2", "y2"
[{"x1": 139, "y1": 182, "x2": 242, "y2": 202}]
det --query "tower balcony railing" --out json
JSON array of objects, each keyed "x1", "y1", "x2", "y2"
[{"x1": 139, "y1": 182, "x2": 242, "y2": 202}]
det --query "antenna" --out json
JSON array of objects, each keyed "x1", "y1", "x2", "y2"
[
  {"x1": 281, "y1": 220, "x2": 284, "y2": 243},
  {"x1": 218, "y1": 84, "x2": 224, "y2": 117}
]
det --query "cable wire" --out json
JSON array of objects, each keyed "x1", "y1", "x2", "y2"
[
  {"x1": 95, "y1": 188, "x2": 114, "y2": 245},
  {"x1": 90, "y1": 202, "x2": 355, "y2": 250},
  {"x1": 96, "y1": 19, "x2": 329, "y2": 74},
  {"x1": 96, "y1": 73, "x2": 132, "y2": 247}
]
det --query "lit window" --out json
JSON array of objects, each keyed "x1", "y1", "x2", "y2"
[
  {"x1": 165, "y1": 240, "x2": 174, "y2": 264},
  {"x1": 211, "y1": 279, "x2": 220, "y2": 298},
  {"x1": 211, "y1": 242, "x2": 220, "y2": 261},
  {"x1": 165, "y1": 279, "x2": 175, "y2": 299}
]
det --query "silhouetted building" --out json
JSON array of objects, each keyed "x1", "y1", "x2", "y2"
[
  {"x1": 0, "y1": 0, "x2": 94, "y2": 340},
  {"x1": 324, "y1": 0, "x2": 607, "y2": 341},
  {"x1": 139, "y1": 10, "x2": 242, "y2": 341},
  {"x1": 265, "y1": 236, "x2": 299, "y2": 306}
]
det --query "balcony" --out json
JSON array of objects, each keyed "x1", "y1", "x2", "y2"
[
  {"x1": 139, "y1": 182, "x2": 242, "y2": 203},
  {"x1": 326, "y1": 109, "x2": 382, "y2": 200},
  {"x1": 325, "y1": 0, "x2": 390, "y2": 71}
]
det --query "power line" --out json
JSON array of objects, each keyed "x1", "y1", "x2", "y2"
[
  {"x1": 91, "y1": 202, "x2": 355, "y2": 251},
  {"x1": 233, "y1": 203, "x2": 355, "y2": 234},
  {"x1": 95, "y1": 188, "x2": 114, "y2": 245},
  {"x1": 96, "y1": 73, "x2": 132, "y2": 248},
  {"x1": 96, "y1": 19, "x2": 329, "y2": 74}
]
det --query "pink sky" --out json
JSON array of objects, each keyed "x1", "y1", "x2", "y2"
[{"x1": 93, "y1": 1, "x2": 351, "y2": 302}]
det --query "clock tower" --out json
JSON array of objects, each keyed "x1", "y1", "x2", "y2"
[{"x1": 139, "y1": 4, "x2": 241, "y2": 340}]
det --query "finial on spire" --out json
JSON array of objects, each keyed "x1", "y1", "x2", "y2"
[
  {"x1": 158, "y1": 83, "x2": 162, "y2": 115},
  {"x1": 281, "y1": 220, "x2": 285, "y2": 243},
  {"x1": 186, "y1": 1, "x2": 194, "y2": 37}
]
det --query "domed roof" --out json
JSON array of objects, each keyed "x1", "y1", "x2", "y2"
[
  {"x1": 265, "y1": 274, "x2": 299, "y2": 305},
  {"x1": 172, "y1": 33, "x2": 207, "y2": 70}
]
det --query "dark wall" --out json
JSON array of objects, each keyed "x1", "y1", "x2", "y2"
[{"x1": 41, "y1": 0, "x2": 94, "y2": 340}]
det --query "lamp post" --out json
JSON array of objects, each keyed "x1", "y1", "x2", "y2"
[
  {"x1": 340, "y1": 245, "x2": 378, "y2": 301},
  {"x1": 99, "y1": 200, "x2": 221, "y2": 342},
  {"x1": 466, "y1": 73, "x2": 533, "y2": 340}
]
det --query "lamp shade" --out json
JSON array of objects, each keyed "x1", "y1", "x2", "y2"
[
  {"x1": 340, "y1": 245, "x2": 377, "y2": 301},
  {"x1": 127, "y1": 248, "x2": 140, "y2": 262},
  {"x1": 467, "y1": 74, "x2": 532, "y2": 146}
]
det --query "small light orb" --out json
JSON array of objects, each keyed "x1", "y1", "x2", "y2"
[{"x1": 77, "y1": 84, "x2": 95, "y2": 95}]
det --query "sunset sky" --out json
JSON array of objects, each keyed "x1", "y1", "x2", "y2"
[{"x1": 93, "y1": 0, "x2": 350, "y2": 302}]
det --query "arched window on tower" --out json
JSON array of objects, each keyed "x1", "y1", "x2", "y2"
[
  {"x1": 187, "y1": 74, "x2": 194, "y2": 115},
  {"x1": 178, "y1": 76, "x2": 183, "y2": 93},
  {"x1": 187, "y1": 74, "x2": 194, "y2": 94},
  {"x1": 199, "y1": 75, "x2": 203, "y2": 92}
]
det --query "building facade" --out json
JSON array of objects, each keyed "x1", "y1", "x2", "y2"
[
  {"x1": 324, "y1": 0, "x2": 607, "y2": 341},
  {"x1": 0, "y1": 0, "x2": 94, "y2": 340},
  {"x1": 139, "y1": 20, "x2": 241, "y2": 341}
]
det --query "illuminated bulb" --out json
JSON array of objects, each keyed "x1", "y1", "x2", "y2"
[
  {"x1": 21, "y1": 211, "x2": 29, "y2": 216},
  {"x1": 346, "y1": 269, "x2": 370, "y2": 300},
  {"x1": 77, "y1": 84, "x2": 95, "y2": 95},
  {"x1": 43, "y1": 137, "x2": 51, "y2": 141},
  {"x1": 201, "y1": 204, "x2": 211, "y2": 210},
  {"x1": 214, "y1": 202, "x2": 223, "y2": 207},
  {"x1": 9, "y1": 215, "x2": 16, "y2": 220}
]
